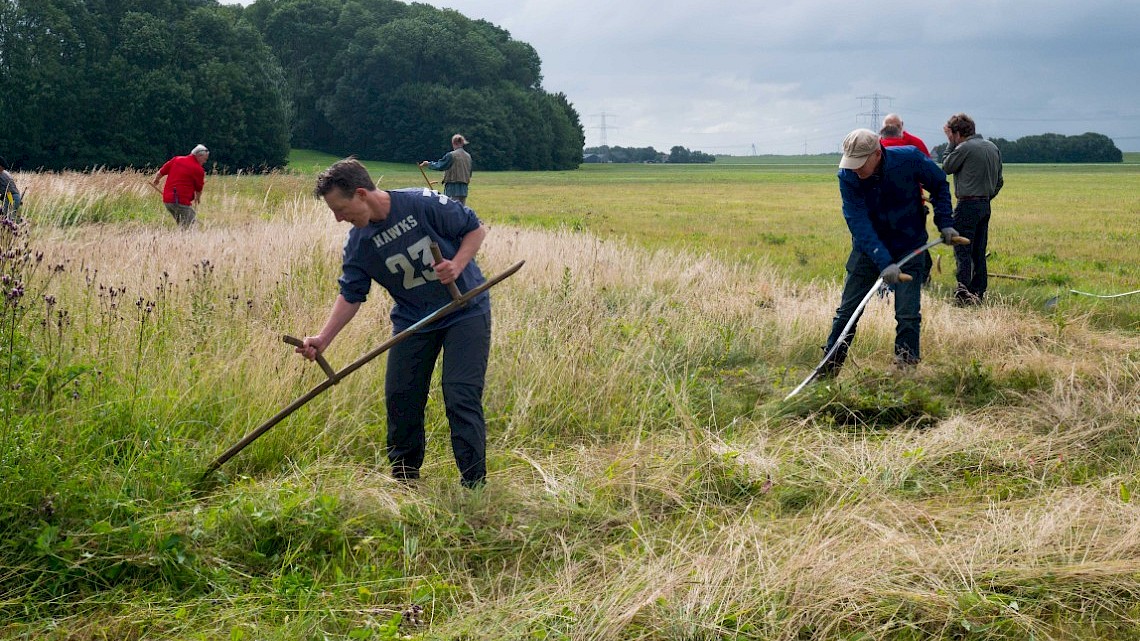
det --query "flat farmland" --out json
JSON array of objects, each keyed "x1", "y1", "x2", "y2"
[{"x1": 4, "y1": 154, "x2": 1140, "y2": 639}]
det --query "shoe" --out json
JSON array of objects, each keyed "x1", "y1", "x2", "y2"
[
  {"x1": 948, "y1": 284, "x2": 984, "y2": 303},
  {"x1": 817, "y1": 360, "x2": 842, "y2": 379},
  {"x1": 461, "y1": 478, "x2": 486, "y2": 490},
  {"x1": 817, "y1": 344, "x2": 846, "y2": 379},
  {"x1": 392, "y1": 464, "x2": 420, "y2": 486},
  {"x1": 890, "y1": 359, "x2": 918, "y2": 376}
]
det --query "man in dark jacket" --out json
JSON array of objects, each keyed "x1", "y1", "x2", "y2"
[
  {"x1": 298, "y1": 159, "x2": 491, "y2": 488},
  {"x1": 822, "y1": 129, "x2": 956, "y2": 376}
]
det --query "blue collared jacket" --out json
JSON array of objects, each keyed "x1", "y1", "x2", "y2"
[{"x1": 838, "y1": 145, "x2": 953, "y2": 271}]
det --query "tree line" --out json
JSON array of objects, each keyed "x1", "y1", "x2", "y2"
[
  {"x1": 584, "y1": 145, "x2": 716, "y2": 164},
  {"x1": 0, "y1": 0, "x2": 585, "y2": 172},
  {"x1": 932, "y1": 132, "x2": 1122, "y2": 164}
]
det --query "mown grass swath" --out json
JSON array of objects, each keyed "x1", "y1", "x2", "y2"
[{"x1": 1, "y1": 158, "x2": 1139, "y2": 639}]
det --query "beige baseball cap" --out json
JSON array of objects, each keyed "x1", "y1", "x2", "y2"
[{"x1": 838, "y1": 129, "x2": 880, "y2": 169}]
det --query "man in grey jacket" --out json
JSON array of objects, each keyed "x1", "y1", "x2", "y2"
[
  {"x1": 942, "y1": 113, "x2": 1003, "y2": 305},
  {"x1": 420, "y1": 134, "x2": 473, "y2": 205}
]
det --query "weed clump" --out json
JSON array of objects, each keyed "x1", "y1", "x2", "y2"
[{"x1": 781, "y1": 372, "x2": 946, "y2": 430}]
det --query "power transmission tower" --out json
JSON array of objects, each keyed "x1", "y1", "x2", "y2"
[
  {"x1": 589, "y1": 112, "x2": 619, "y2": 149},
  {"x1": 856, "y1": 93, "x2": 893, "y2": 130}
]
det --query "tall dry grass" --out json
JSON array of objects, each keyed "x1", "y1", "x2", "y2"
[{"x1": 4, "y1": 169, "x2": 1140, "y2": 640}]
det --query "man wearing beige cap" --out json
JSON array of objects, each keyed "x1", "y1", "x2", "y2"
[
  {"x1": 820, "y1": 129, "x2": 955, "y2": 376},
  {"x1": 152, "y1": 144, "x2": 209, "y2": 228},
  {"x1": 419, "y1": 134, "x2": 472, "y2": 204}
]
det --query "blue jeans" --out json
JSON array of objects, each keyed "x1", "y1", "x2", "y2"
[
  {"x1": 825, "y1": 249, "x2": 928, "y2": 367},
  {"x1": 952, "y1": 199, "x2": 991, "y2": 301},
  {"x1": 385, "y1": 312, "x2": 491, "y2": 487}
]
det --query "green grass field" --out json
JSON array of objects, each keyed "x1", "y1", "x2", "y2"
[
  {"x1": 323, "y1": 149, "x2": 1140, "y2": 330},
  {"x1": 2, "y1": 155, "x2": 1140, "y2": 640}
]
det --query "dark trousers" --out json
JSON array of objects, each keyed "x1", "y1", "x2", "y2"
[
  {"x1": 385, "y1": 312, "x2": 491, "y2": 487},
  {"x1": 825, "y1": 249, "x2": 928, "y2": 367},
  {"x1": 163, "y1": 202, "x2": 197, "y2": 228},
  {"x1": 952, "y1": 199, "x2": 991, "y2": 301},
  {"x1": 443, "y1": 182, "x2": 468, "y2": 205}
]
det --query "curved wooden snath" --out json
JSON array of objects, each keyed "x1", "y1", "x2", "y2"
[
  {"x1": 418, "y1": 163, "x2": 437, "y2": 190},
  {"x1": 201, "y1": 258, "x2": 525, "y2": 480}
]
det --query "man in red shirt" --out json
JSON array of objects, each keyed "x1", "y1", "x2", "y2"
[
  {"x1": 152, "y1": 144, "x2": 209, "y2": 228},
  {"x1": 879, "y1": 115, "x2": 933, "y2": 281},
  {"x1": 879, "y1": 113, "x2": 930, "y2": 157}
]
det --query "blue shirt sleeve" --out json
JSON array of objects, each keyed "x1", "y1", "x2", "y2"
[
  {"x1": 427, "y1": 151, "x2": 453, "y2": 172},
  {"x1": 337, "y1": 232, "x2": 373, "y2": 304},
  {"x1": 917, "y1": 157, "x2": 953, "y2": 230}
]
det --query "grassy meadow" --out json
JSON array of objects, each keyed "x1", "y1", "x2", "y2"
[{"x1": 1, "y1": 153, "x2": 1140, "y2": 640}]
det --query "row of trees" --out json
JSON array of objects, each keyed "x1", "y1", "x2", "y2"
[
  {"x1": 932, "y1": 132, "x2": 1122, "y2": 163},
  {"x1": 584, "y1": 145, "x2": 716, "y2": 164},
  {"x1": 0, "y1": 0, "x2": 585, "y2": 171},
  {"x1": 246, "y1": 0, "x2": 583, "y2": 170},
  {"x1": 0, "y1": 0, "x2": 290, "y2": 171}
]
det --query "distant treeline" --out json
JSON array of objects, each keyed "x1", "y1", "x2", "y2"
[
  {"x1": 584, "y1": 146, "x2": 716, "y2": 164},
  {"x1": 933, "y1": 132, "x2": 1122, "y2": 164},
  {"x1": 0, "y1": 0, "x2": 288, "y2": 171},
  {"x1": 0, "y1": 0, "x2": 585, "y2": 171}
]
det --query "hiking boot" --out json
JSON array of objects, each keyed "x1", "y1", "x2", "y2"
[
  {"x1": 953, "y1": 287, "x2": 982, "y2": 307},
  {"x1": 817, "y1": 344, "x2": 847, "y2": 379},
  {"x1": 818, "y1": 359, "x2": 842, "y2": 379},
  {"x1": 891, "y1": 358, "x2": 918, "y2": 374}
]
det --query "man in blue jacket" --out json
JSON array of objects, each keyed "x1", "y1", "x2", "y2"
[{"x1": 821, "y1": 129, "x2": 956, "y2": 376}]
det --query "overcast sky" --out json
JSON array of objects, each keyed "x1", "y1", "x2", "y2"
[{"x1": 223, "y1": 0, "x2": 1140, "y2": 153}]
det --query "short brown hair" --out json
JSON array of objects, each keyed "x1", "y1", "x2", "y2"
[
  {"x1": 314, "y1": 157, "x2": 375, "y2": 198},
  {"x1": 946, "y1": 113, "x2": 976, "y2": 137}
]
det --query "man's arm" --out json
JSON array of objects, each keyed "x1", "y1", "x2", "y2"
[
  {"x1": 193, "y1": 166, "x2": 205, "y2": 204},
  {"x1": 992, "y1": 148, "x2": 1004, "y2": 199},
  {"x1": 941, "y1": 128, "x2": 966, "y2": 174},
  {"x1": 152, "y1": 160, "x2": 171, "y2": 188},
  {"x1": 422, "y1": 152, "x2": 453, "y2": 172},
  {"x1": 433, "y1": 224, "x2": 487, "y2": 284},
  {"x1": 919, "y1": 159, "x2": 954, "y2": 230},
  {"x1": 297, "y1": 295, "x2": 361, "y2": 360}
]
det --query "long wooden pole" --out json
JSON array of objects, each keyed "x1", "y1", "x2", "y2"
[
  {"x1": 201, "y1": 260, "x2": 524, "y2": 479},
  {"x1": 418, "y1": 164, "x2": 437, "y2": 190}
]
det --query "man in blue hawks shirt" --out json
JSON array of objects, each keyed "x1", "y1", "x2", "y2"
[
  {"x1": 820, "y1": 129, "x2": 956, "y2": 377},
  {"x1": 297, "y1": 158, "x2": 491, "y2": 488}
]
